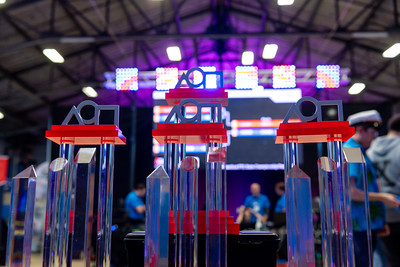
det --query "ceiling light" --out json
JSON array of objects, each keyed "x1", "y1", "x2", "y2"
[
  {"x1": 277, "y1": 0, "x2": 294, "y2": 6},
  {"x1": 0, "y1": 0, "x2": 6, "y2": 4},
  {"x1": 348, "y1": 83, "x2": 365, "y2": 95},
  {"x1": 42, "y1": 48, "x2": 64, "y2": 63},
  {"x1": 382, "y1": 43, "x2": 400, "y2": 58},
  {"x1": 262, "y1": 44, "x2": 278, "y2": 59},
  {"x1": 0, "y1": 112, "x2": 4, "y2": 119},
  {"x1": 166, "y1": 46, "x2": 182, "y2": 61},
  {"x1": 241, "y1": 51, "x2": 254, "y2": 65},
  {"x1": 82, "y1": 86, "x2": 98, "y2": 98}
]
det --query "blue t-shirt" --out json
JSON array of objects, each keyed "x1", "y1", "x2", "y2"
[
  {"x1": 125, "y1": 191, "x2": 145, "y2": 220},
  {"x1": 274, "y1": 194, "x2": 286, "y2": 213},
  {"x1": 344, "y1": 137, "x2": 385, "y2": 231},
  {"x1": 244, "y1": 194, "x2": 271, "y2": 223}
]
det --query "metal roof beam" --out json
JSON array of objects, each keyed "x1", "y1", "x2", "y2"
[
  {"x1": 59, "y1": 1, "x2": 116, "y2": 70},
  {"x1": 128, "y1": 0, "x2": 156, "y2": 30},
  {"x1": 0, "y1": 66, "x2": 47, "y2": 105},
  {"x1": 60, "y1": 1, "x2": 102, "y2": 34}
]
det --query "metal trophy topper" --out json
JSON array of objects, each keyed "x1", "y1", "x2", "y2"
[
  {"x1": 62, "y1": 100, "x2": 120, "y2": 126},
  {"x1": 164, "y1": 98, "x2": 222, "y2": 124},
  {"x1": 175, "y1": 67, "x2": 223, "y2": 88},
  {"x1": 283, "y1": 96, "x2": 343, "y2": 123}
]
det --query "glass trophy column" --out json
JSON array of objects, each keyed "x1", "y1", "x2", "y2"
[
  {"x1": 144, "y1": 166, "x2": 170, "y2": 267},
  {"x1": 343, "y1": 147, "x2": 372, "y2": 267},
  {"x1": 6, "y1": 166, "x2": 37, "y2": 267},
  {"x1": 318, "y1": 157, "x2": 339, "y2": 267},
  {"x1": 43, "y1": 158, "x2": 68, "y2": 267},
  {"x1": 96, "y1": 141, "x2": 115, "y2": 267},
  {"x1": 164, "y1": 142, "x2": 185, "y2": 267},
  {"x1": 58, "y1": 141, "x2": 75, "y2": 267},
  {"x1": 205, "y1": 145, "x2": 227, "y2": 267},
  {"x1": 70, "y1": 148, "x2": 96, "y2": 267},
  {"x1": 283, "y1": 141, "x2": 315, "y2": 267},
  {"x1": 327, "y1": 139, "x2": 355, "y2": 267},
  {"x1": 178, "y1": 157, "x2": 199, "y2": 267}
]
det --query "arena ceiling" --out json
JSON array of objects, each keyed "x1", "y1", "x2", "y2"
[{"x1": 0, "y1": 0, "x2": 400, "y2": 136}]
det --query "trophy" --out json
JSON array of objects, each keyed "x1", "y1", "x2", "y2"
[
  {"x1": 45, "y1": 101, "x2": 126, "y2": 266},
  {"x1": 6, "y1": 165, "x2": 37, "y2": 267},
  {"x1": 152, "y1": 68, "x2": 229, "y2": 266},
  {"x1": 276, "y1": 97, "x2": 356, "y2": 267}
]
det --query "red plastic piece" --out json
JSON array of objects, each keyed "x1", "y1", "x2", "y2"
[
  {"x1": 275, "y1": 121, "x2": 355, "y2": 144},
  {"x1": 152, "y1": 123, "x2": 227, "y2": 144},
  {"x1": 45, "y1": 125, "x2": 126, "y2": 145},
  {"x1": 0, "y1": 157, "x2": 8, "y2": 185},
  {"x1": 165, "y1": 88, "x2": 228, "y2": 106},
  {"x1": 169, "y1": 211, "x2": 176, "y2": 234},
  {"x1": 168, "y1": 210, "x2": 239, "y2": 235}
]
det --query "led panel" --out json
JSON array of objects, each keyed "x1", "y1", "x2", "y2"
[
  {"x1": 156, "y1": 67, "x2": 179, "y2": 90},
  {"x1": 272, "y1": 65, "x2": 296, "y2": 89},
  {"x1": 115, "y1": 68, "x2": 138, "y2": 91},
  {"x1": 316, "y1": 65, "x2": 340, "y2": 89},
  {"x1": 235, "y1": 66, "x2": 258, "y2": 89},
  {"x1": 194, "y1": 66, "x2": 217, "y2": 89}
]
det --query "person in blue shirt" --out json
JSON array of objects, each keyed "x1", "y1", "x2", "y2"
[
  {"x1": 243, "y1": 183, "x2": 271, "y2": 225},
  {"x1": 344, "y1": 110, "x2": 400, "y2": 267},
  {"x1": 275, "y1": 194, "x2": 286, "y2": 213},
  {"x1": 274, "y1": 182, "x2": 286, "y2": 213},
  {"x1": 125, "y1": 183, "x2": 146, "y2": 227}
]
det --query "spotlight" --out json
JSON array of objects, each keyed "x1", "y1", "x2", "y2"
[
  {"x1": 348, "y1": 83, "x2": 366, "y2": 95},
  {"x1": 277, "y1": 0, "x2": 294, "y2": 5},
  {"x1": 42, "y1": 48, "x2": 64, "y2": 63},
  {"x1": 82, "y1": 86, "x2": 98, "y2": 98},
  {"x1": 166, "y1": 46, "x2": 182, "y2": 61},
  {"x1": 241, "y1": 51, "x2": 254, "y2": 65},
  {"x1": 382, "y1": 43, "x2": 400, "y2": 58},
  {"x1": 262, "y1": 44, "x2": 278, "y2": 59},
  {"x1": 0, "y1": 112, "x2": 4, "y2": 119}
]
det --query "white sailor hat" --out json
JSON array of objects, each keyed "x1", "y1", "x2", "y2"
[{"x1": 347, "y1": 110, "x2": 382, "y2": 126}]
